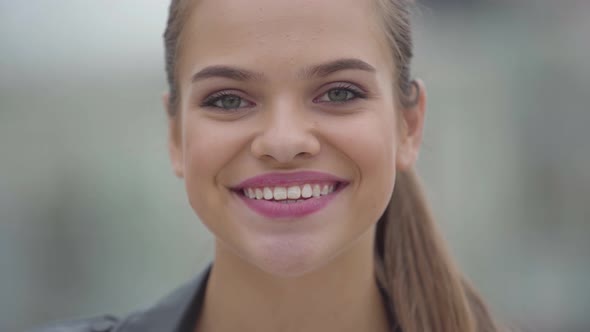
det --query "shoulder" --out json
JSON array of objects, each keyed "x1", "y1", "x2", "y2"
[
  {"x1": 27, "y1": 264, "x2": 212, "y2": 332},
  {"x1": 27, "y1": 315, "x2": 121, "y2": 332}
]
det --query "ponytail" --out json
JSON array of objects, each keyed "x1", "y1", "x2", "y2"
[{"x1": 375, "y1": 169, "x2": 499, "y2": 331}]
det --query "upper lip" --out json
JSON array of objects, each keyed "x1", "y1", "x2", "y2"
[{"x1": 232, "y1": 171, "x2": 349, "y2": 189}]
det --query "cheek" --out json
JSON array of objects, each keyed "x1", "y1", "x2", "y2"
[
  {"x1": 181, "y1": 117, "x2": 242, "y2": 220},
  {"x1": 323, "y1": 111, "x2": 398, "y2": 220},
  {"x1": 328, "y1": 111, "x2": 397, "y2": 179}
]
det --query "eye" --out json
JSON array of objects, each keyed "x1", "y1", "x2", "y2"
[
  {"x1": 201, "y1": 91, "x2": 255, "y2": 110},
  {"x1": 314, "y1": 83, "x2": 367, "y2": 104}
]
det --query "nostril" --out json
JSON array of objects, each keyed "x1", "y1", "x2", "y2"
[
  {"x1": 295, "y1": 151, "x2": 314, "y2": 159},
  {"x1": 249, "y1": 129, "x2": 321, "y2": 163}
]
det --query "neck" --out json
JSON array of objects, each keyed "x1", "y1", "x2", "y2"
[{"x1": 194, "y1": 228, "x2": 391, "y2": 332}]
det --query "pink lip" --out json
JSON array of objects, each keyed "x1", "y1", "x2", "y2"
[{"x1": 231, "y1": 171, "x2": 349, "y2": 219}]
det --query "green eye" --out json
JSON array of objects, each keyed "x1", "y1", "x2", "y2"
[
  {"x1": 314, "y1": 84, "x2": 366, "y2": 104},
  {"x1": 327, "y1": 89, "x2": 354, "y2": 102},
  {"x1": 202, "y1": 92, "x2": 254, "y2": 111},
  {"x1": 218, "y1": 95, "x2": 242, "y2": 109}
]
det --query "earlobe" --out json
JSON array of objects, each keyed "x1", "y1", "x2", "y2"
[
  {"x1": 163, "y1": 93, "x2": 184, "y2": 178},
  {"x1": 396, "y1": 79, "x2": 427, "y2": 171}
]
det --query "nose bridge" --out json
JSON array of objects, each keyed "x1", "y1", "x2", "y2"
[
  {"x1": 251, "y1": 96, "x2": 319, "y2": 163},
  {"x1": 267, "y1": 97, "x2": 304, "y2": 136}
]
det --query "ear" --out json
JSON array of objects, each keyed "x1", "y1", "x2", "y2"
[
  {"x1": 396, "y1": 79, "x2": 427, "y2": 171},
  {"x1": 163, "y1": 93, "x2": 184, "y2": 178}
]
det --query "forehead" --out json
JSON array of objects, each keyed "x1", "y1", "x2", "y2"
[{"x1": 178, "y1": 0, "x2": 393, "y2": 80}]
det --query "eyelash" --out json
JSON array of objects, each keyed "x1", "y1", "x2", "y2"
[
  {"x1": 199, "y1": 83, "x2": 368, "y2": 111},
  {"x1": 200, "y1": 90, "x2": 253, "y2": 110},
  {"x1": 314, "y1": 83, "x2": 368, "y2": 104}
]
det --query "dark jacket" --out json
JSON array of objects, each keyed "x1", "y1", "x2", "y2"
[
  {"x1": 29, "y1": 264, "x2": 399, "y2": 332},
  {"x1": 28, "y1": 265, "x2": 212, "y2": 332}
]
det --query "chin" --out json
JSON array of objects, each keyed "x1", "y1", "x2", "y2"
[{"x1": 246, "y1": 239, "x2": 337, "y2": 279}]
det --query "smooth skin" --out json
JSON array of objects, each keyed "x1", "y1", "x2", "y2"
[{"x1": 165, "y1": 0, "x2": 426, "y2": 331}]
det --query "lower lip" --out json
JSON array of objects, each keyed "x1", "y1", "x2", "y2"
[{"x1": 235, "y1": 185, "x2": 345, "y2": 219}]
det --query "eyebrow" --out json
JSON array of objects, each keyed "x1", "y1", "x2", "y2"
[
  {"x1": 191, "y1": 58, "x2": 376, "y2": 83},
  {"x1": 300, "y1": 58, "x2": 376, "y2": 79},
  {"x1": 191, "y1": 66, "x2": 262, "y2": 83}
]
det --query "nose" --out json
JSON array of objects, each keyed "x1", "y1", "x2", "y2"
[{"x1": 250, "y1": 100, "x2": 320, "y2": 164}]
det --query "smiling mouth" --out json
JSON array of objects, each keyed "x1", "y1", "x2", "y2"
[{"x1": 234, "y1": 182, "x2": 344, "y2": 203}]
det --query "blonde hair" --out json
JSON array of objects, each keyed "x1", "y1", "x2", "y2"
[
  {"x1": 163, "y1": 1, "x2": 500, "y2": 330},
  {"x1": 376, "y1": 170, "x2": 499, "y2": 331}
]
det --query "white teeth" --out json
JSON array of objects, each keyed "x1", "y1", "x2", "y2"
[
  {"x1": 312, "y1": 184, "x2": 321, "y2": 197},
  {"x1": 247, "y1": 188, "x2": 255, "y2": 199},
  {"x1": 301, "y1": 184, "x2": 312, "y2": 198},
  {"x1": 273, "y1": 187, "x2": 287, "y2": 200},
  {"x1": 287, "y1": 186, "x2": 301, "y2": 199},
  {"x1": 263, "y1": 187, "x2": 273, "y2": 200},
  {"x1": 243, "y1": 188, "x2": 255, "y2": 199},
  {"x1": 243, "y1": 183, "x2": 338, "y2": 201},
  {"x1": 255, "y1": 188, "x2": 263, "y2": 200}
]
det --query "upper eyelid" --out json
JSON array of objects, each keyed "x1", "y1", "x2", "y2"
[
  {"x1": 201, "y1": 89, "x2": 254, "y2": 105},
  {"x1": 204, "y1": 89, "x2": 248, "y2": 99},
  {"x1": 317, "y1": 82, "x2": 367, "y2": 96},
  {"x1": 317, "y1": 81, "x2": 368, "y2": 95}
]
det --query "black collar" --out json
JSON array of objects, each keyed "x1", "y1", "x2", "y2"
[
  {"x1": 115, "y1": 263, "x2": 399, "y2": 332},
  {"x1": 115, "y1": 264, "x2": 212, "y2": 332}
]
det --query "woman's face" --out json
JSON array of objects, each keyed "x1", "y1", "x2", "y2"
[{"x1": 167, "y1": 0, "x2": 424, "y2": 277}]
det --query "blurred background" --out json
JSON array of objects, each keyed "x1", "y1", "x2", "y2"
[{"x1": 1, "y1": 1, "x2": 588, "y2": 331}]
